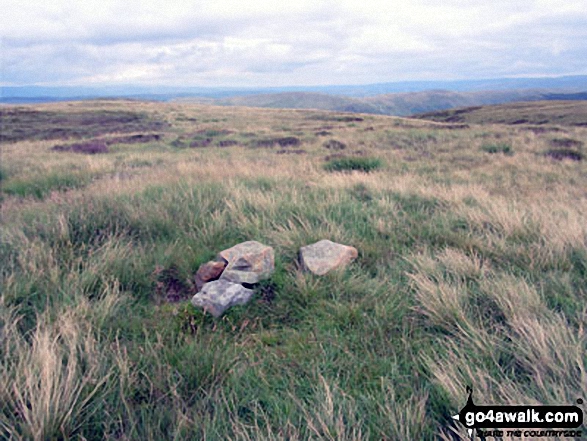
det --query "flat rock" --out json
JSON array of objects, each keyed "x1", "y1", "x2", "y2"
[
  {"x1": 218, "y1": 241, "x2": 274, "y2": 284},
  {"x1": 299, "y1": 240, "x2": 358, "y2": 275},
  {"x1": 194, "y1": 261, "x2": 226, "y2": 291},
  {"x1": 191, "y1": 279, "x2": 254, "y2": 318}
]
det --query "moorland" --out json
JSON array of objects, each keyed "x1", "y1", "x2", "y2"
[{"x1": 1, "y1": 100, "x2": 586, "y2": 440}]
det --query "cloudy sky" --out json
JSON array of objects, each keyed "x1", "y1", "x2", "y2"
[{"x1": 2, "y1": 0, "x2": 587, "y2": 87}]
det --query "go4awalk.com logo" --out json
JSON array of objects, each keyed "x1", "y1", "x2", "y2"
[{"x1": 452, "y1": 387, "x2": 584, "y2": 439}]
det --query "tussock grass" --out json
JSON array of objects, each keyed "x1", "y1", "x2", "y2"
[
  {"x1": 480, "y1": 142, "x2": 513, "y2": 155},
  {"x1": 0, "y1": 285, "x2": 124, "y2": 440},
  {"x1": 324, "y1": 157, "x2": 383, "y2": 173},
  {"x1": 409, "y1": 248, "x2": 586, "y2": 438},
  {"x1": 1, "y1": 100, "x2": 586, "y2": 439}
]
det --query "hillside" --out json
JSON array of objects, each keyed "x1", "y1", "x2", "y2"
[
  {"x1": 213, "y1": 91, "x2": 380, "y2": 114},
  {"x1": 3, "y1": 74, "x2": 587, "y2": 102},
  {"x1": 413, "y1": 100, "x2": 587, "y2": 126},
  {"x1": 1, "y1": 101, "x2": 586, "y2": 439},
  {"x1": 207, "y1": 89, "x2": 586, "y2": 116}
]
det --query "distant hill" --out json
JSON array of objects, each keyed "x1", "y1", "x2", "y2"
[
  {"x1": 411, "y1": 100, "x2": 587, "y2": 126},
  {"x1": 363, "y1": 89, "x2": 551, "y2": 115},
  {"x1": 209, "y1": 89, "x2": 587, "y2": 116},
  {"x1": 3, "y1": 75, "x2": 586, "y2": 117},
  {"x1": 3, "y1": 74, "x2": 586, "y2": 103},
  {"x1": 314, "y1": 75, "x2": 587, "y2": 96},
  {"x1": 212, "y1": 92, "x2": 379, "y2": 113}
]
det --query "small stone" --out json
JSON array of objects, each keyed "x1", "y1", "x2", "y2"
[
  {"x1": 191, "y1": 279, "x2": 254, "y2": 318},
  {"x1": 194, "y1": 261, "x2": 227, "y2": 291},
  {"x1": 299, "y1": 240, "x2": 358, "y2": 275},
  {"x1": 218, "y1": 241, "x2": 274, "y2": 284}
]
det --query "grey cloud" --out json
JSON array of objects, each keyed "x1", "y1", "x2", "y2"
[{"x1": 1, "y1": 1, "x2": 586, "y2": 87}]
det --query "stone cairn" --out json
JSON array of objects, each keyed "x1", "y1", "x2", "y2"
[{"x1": 191, "y1": 239, "x2": 358, "y2": 317}]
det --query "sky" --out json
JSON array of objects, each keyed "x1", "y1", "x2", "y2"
[{"x1": 1, "y1": 0, "x2": 587, "y2": 87}]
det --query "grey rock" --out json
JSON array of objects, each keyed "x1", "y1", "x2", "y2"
[
  {"x1": 191, "y1": 279, "x2": 254, "y2": 318},
  {"x1": 218, "y1": 241, "x2": 274, "y2": 284},
  {"x1": 299, "y1": 240, "x2": 358, "y2": 275}
]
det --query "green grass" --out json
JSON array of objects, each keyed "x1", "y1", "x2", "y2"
[
  {"x1": 480, "y1": 142, "x2": 513, "y2": 155},
  {"x1": 2, "y1": 171, "x2": 92, "y2": 199},
  {"x1": 324, "y1": 157, "x2": 383, "y2": 172},
  {"x1": 1, "y1": 100, "x2": 586, "y2": 440}
]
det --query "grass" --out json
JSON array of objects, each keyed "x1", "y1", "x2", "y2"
[
  {"x1": 0, "y1": 107, "x2": 169, "y2": 143},
  {"x1": 324, "y1": 157, "x2": 383, "y2": 172},
  {"x1": 480, "y1": 142, "x2": 513, "y2": 155},
  {"x1": 414, "y1": 100, "x2": 587, "y2": 126},
  {"x1": 2, "y1": 170, "x2": 92, "y2": 199},
  {"x1": 1, "y1": 100, "x2": 586, "y2": 440}
]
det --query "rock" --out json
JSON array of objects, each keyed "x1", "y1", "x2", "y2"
[
  {"x1": 299, "y1": 240, "x2": 358, "y2": 275},
  {"x1": 218, "y1": 241, "x2": 274, "y2": 284},
  {"x1": 194, "y1": 261, "x2": 227, "y2": 291},
  {"x1": 191, "y1": 279, "x2": 254, "y2": 318}
]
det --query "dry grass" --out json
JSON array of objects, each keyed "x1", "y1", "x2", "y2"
[
  {"x1": 0, "y1": 285, "x2": 124, "y2": 440},
  {"x1": 409, "y1": 248, "x2": 586, "y2": 439},
  {"x1": 1, "y1": 100, "x2": 586, "y2": 439}
]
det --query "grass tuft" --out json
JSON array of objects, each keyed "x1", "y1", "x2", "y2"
[
  {"x1": 480, "y1": 142, "x2": 513, "y2": 155},
  {"x1": 324, "y1": 157, "x2": 383, "y2": 172}
]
